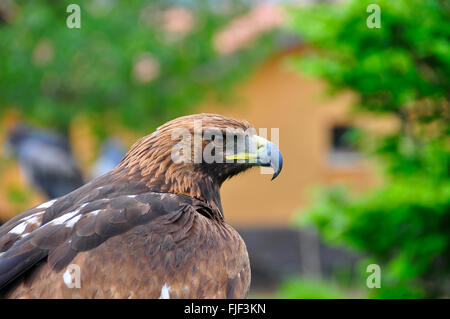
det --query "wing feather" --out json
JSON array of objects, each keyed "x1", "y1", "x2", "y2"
[{"x1": 0, "y1": 183, "x2": 193, "y2": 290}]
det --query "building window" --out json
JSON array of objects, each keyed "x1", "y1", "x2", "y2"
[{"x1": 328, "y1": 124, "x2": 360, "y2": 165}]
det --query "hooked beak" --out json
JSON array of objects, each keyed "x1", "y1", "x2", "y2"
[{"x1": 225, "y1": 135, "x2": 283, "y2": 180}]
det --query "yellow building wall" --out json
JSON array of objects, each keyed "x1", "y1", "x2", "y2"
[{"x1": 197, "y1": 49, "x2": 396, "y2": 226}]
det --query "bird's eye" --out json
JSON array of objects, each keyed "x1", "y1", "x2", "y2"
[{"x1": 212, "y1": 134, "x2": 225, "y2": 147}]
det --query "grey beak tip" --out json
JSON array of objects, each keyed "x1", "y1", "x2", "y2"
[
  {"x1": 255, "y1": 140, "x2": 283, "y2": 181},
  {"x1": 270, "y1": 148, "x2": 283, "y2": 181}
]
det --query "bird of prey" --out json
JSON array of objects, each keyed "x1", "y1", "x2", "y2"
[
  {"x1": 0, "y1": 114, "x2": 283, "y2": 298},
  {"x1": 3, "y1": 123, "x2": 84, "y2": 199},
  {"x1": 90, "y1": 138, "x2": 127, "y2": 179}
]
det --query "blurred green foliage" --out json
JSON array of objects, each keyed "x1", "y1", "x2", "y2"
[
  {"x1": 277, "y1": 277, "x2": 350, "y2": 299},
  {"x1": 0, "y1": 0, "x2": 276, "y2": 136},
  {"x1": 289, "y1": 0, "x2": 450, "y2": 298},
  {"x1": 288, "y1": 0, "x2": 450, "y2": 114},
  {"x1": 298, "y1": 179, "x2": 450, "y2": 298},
  {"x1": 6, "y1": 185, "x2": 29, "y2": 204}
]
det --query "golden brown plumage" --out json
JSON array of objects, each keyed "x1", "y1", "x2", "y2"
[{"x1": 0, "y1": 113, "x2": 282, "y2": 298}]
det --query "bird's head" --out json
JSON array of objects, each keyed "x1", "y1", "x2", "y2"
[{"x1": 116, "y1": 113, "x2": 283, "y2": 217}]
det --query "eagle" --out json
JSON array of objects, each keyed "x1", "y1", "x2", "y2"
[{"x1": 0, "y1": 113, "x2": 283, "y2": 298}]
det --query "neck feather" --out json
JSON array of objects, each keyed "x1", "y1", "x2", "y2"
[{"x1": 116, "y1": 135, "x2": 224, "y2": 220}]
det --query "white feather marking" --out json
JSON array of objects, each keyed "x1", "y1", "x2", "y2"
[
  {"x1": 48, "y1": 203, "x2": 91, "y2": 227},
  {"x1": 127, "y1": 195, "x2": 137, "y2": 198},
  {"x1": 18, "y1": 211, "x2": 44, "y2": 223},
  {"x1": 10, "y1": 222, "x2": 27, "y2": 235},
  {"x1": 36, "y1": 199, "x2": 57, "y2": 209},
  {"x1": 88, "y1": 209, "x2": 101, "y2": 216},
  {"x1": 159, "y1": 283, "x2": 171, "y2": 299},
  {"x1": 10, "y1": 212, "x2": 45, "y2": 237},
  {"x1": 25, "y1": 215, "x2": 42, "y2": 227},
  {"x1": 51, "y1": 211, "x2": 79, "y2": 225},
  {"x1": 63, "y1": 268, "x2": 74, "y2": 287},
  {"x1": 21, "y1": 214, "x2": 36, "y2": 222},
  {"x1": 65, "y1": 214, "x2": 82, "y2": 228}
]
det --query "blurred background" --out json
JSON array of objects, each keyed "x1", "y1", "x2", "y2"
[{"x1": 0, "y1": 0, "x2": 449, "y2": 298}]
